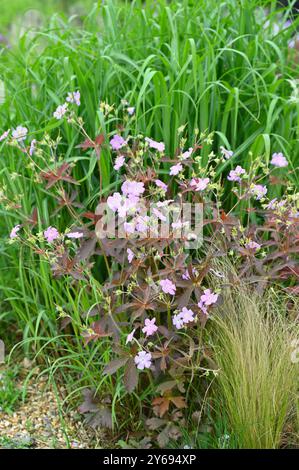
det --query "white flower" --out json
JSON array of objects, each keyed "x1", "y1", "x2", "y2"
[
  {"x1": 134, "y1": 351, "x2": 152, "y2": 370},
  {"x1": 53, "y1": 103, "x2": 68, "y2": 120},
  {"x1": 12, "y1": 126, "x2": 28, "y2": 142}
]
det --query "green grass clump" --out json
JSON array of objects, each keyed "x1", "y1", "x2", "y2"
[
  {"x1": 210, "y1": 285, "x2": 299, "y2": 448},
  {"x1": 0, "y1": 365, "x2": 22, "y2": 413}
]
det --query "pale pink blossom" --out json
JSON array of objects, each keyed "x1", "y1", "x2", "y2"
[
  {"x1": 198, "y1": 300, "x2": 208, "y2": 315},
  {"x1": 220, "y1": 146, "x2": 233, "y2": 159},
  {"x1": 123, "y1": 222, "x2": 135, "y2": 234},
  {"x1": 155, "y1": 179, "x2": 167, "y2": 192},
  {"x1": 29, "y1": 139, "x2": 36, "y2": 156},
  {"x1": 126, "y1": 328, "x2": 136, "y2": 344},
  {"x1": 0, "y1": 129, "x2": 10, "y2": 141},
  {"x1": 127, "y1": 107, "x2": 135, "y2": 115},
  {"x1": 145, "y1": 137, "x2": 165, "y2": 152},
  {"x1": 134, "y1": 351, "x2": 152, "y2": 370},
  {"x1": 135, "y1": 215, "x2": 149, "y2": 233},
  {"x1": 66, "y1": 91, "x2": 80, "y2": 106},
  {"x1": 44, "y1": 226, "x2": 59, "y2": 243},
  {"x1": 10, "y1": 224, "x2": 20, "y2": 239},
  {"x1": 245, "y1": 240, "x2": 261, "y2": 251},
  {"x1": 270, "y1": 152, "x2": 288, "y2": 168},
  {"x1": 12, "y1": 126, "x2": 28, "y2": 142},
  {"x1": 181, "y1": 147, "x2": 193, "y2": 160},
  {"x1": 66, "y1": 232, "x2": 84, "y2": 239},
  {"x1": 152, "y1": 207, "x2": 167, "y2": 222},
  {"x1": 160, "y1": 279, "x2": 176, "y2": 295},
  {"x1": 107, "y1": 192, "x2": 122, "y2": 212},
  {"x1": 170, "y1": 163, "x2": 183, "y2": 176},
  {"x1": 127, "y1": 248, "x2": 134, "y2": 263},
  {"x1": 142, "y1": 318, "x2": 158, "y2": 337},
  {"x1": 179, "y1": 307, "x2": 195, "y2": 324},
  {"x1": 113, "y1": 155, "x2": 125, "y2": 170},
  {"x1": 53, "y1": 103, "x2": 68, "y2": 120},
  {"x1": 251, "y1": 184, "x2": 267, "y2": 200},
  {"x1": 110, "y1": 134, "x2": 126, "y2": 150},
  {"x1": 200, "y1": 289, "x2": 218, "y2": 306},
  {"x1": 121, "y1": 180, "x2": 145, "y2": 198},
  {"x1": 190, "y1": 177, "x2": 210, "y2": 191},
  {"x1": 227, "y1": 165, "x2": 246, "y2": 182},
  {"x1": 172, "y1": 313, "x2": 184, "y2": 330},
  {"x1": 182, "y1": 267, "x2": 197, "y2": 280}
]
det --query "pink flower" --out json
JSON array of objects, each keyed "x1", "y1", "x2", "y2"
[
  {"x1": 251, "y1": 184, "x2": 267, "y2": 200},
  {"x1": 200, "y1": 289, "x2": 218, "y2": 306},
  {"x1": 10, "y1": 224, "x2": 20, "y2": 239},
  {"x1": 142, "y1": 318, "x2": 158, "y2": 337},
  {"x1": 124, "y1": 221, "x2": 135, "y2": 234},
  {"x1": 220, "y1": 146, "x2": 233, "y2": 159},
  {"x1": 53, "y1": 103, "x2": 68, "y2": 120},
  {"x1": 29, "y1": 139, "x2": 36, "y2": 156},
  {"x1": 127, "y1": 107, "x2": 135, "y2": 115},
  {"x1": 181, "y1": 147, "x2": 193, "y2": 160},
  {"x1": 172, "y1": 313, "x2": 184, "y2": 330},
  {"x1": 126, "y1": 328, "x2": 136, "y2": 344},
  {"x1": 153, "y1": 207, "x2": 167, "y2": 222},
  {"x1": 270, "y1": 152, "x2": 288, "y2": 168},
  {"x1": 227, "y1": 165, "x2": 246, "y2": 182},
  {"x1": 44, "y1": 226, "x2": 59, "y2": 242},
  {"x1": 245, "y1": 240, "x2": 261, "y2": 251},
  {"x1": 179, "y1": 307, "x2": 195, "y2": 324},
  {"x1": 198, "y1": 300, "x2": 208, "y2": 316},
  {"x1": 135, "y1": 215, "x2": 149, "y2": 233},
  {"x1": 190, "y1": 177, "x2": 210, "y2": 191},
  {"x1": 170, "y1": 163, "x2": 183, "y2": 176},
  {"x1": 12, "y1": 126, "x2": 28, "y2": 141},
  {"x1": 113, "y1": 155, "x2": 125, "y2": 170},
  {"x1": 121, "y1": 180, "x2": 145, "y2": 198},
  {"x1": 107, "y1": 192, "x2": 122, "y2": 212},
  {"x1": 110, "y1": 134, "x2": 126, "y2": 150},
  {"x1": 66, "y1": 91, "x2": 80, "y2": 106},
  {"x1": 0, "y1": 129, "x2": 10, "y2": 142},
  {"x1": 145, "y1": 137, "x2": 165, "y2": 152},
  {"x1": 160, "y1": 279, "x2": 176, "y2": 295},
  {"x1": 66, "y1": 232, "x2": 84, "y2": 239},
  {"x1": 134, "y1": 351, "x2": 152, "y2": 370},
  {"x1": 266, "y1": 198, "x2": 279, "y2": 210},
  {"x1": 155, "y1": 179, "x2": 167, "y2": 192},
  {"x1": 127, "y1": 248, "x2": 134, "y2": 263}
]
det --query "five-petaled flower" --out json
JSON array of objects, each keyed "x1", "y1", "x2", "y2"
[
  {"x1": 270, "y1": 152, "x2": 288, "y2": 168},
  {"x1": 114, "y1": 155, "x2": 125, "y2": 171},
  {"x1": 200, "y1": 289, "x2": 218, "y2": 306},
  {"x1": 227, "y1": 165, "x2": 246, "y2": 182},
  {"x1": 170, "y1": 163, "x2": 183, "y2": 176},
  {"x1": 142, "y1": 318, "x2": 158, "y2": 337},
  {"x1": 66, "y1": 91, "x2": 81, "y2": 106},
  {"x1": 190, "y1": 177, "x2": 210, "y2": 191},
  {"x1": 145, "y1": 137, "x2": 165, "y2": 152},
  {"x1": 134, "y1": 351, "x2": 152, "y2": 370},
  {"x1": 160, "y1": 279, "x2": 176, "y2": 295},
  {"x1": 44, "y1": 226, "x2": 59, "y2": 243},
  {"x1": 251, "y1": 184, "x2": 268, "y2": 200},
  {"x1": 12, "y1": 126, "x2": 28, "y2": 142},
  {"x1": 53, "y1": 104, "x2": 68, "y2": 120},
  {"x1": 110, "y1": 134, "x2": 127, "y2": 150}
]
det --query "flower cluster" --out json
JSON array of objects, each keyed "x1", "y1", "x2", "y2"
[{"x1": 5, "y1": 93, "x2": 298, "y2": 447}]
